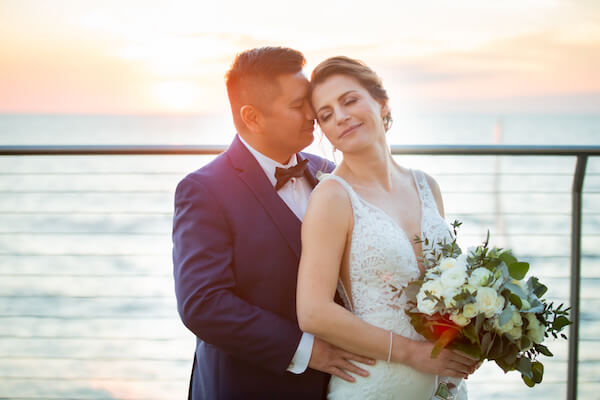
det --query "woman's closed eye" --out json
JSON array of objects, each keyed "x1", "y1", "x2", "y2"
[
  {"x1": 319, "y1": 112, "x2": 332, "y2": 122},
  {"x1": 344, "y1": 97, "x2": 357, "y2": 106}
]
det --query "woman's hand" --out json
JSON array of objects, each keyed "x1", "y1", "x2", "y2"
[{"x1": 405, "y1": 341, "x2": 479, "y2": 379}]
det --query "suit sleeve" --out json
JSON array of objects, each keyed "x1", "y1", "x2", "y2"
[{"x1": 172, "y1": 175, "x2": 303, "y2": 374}]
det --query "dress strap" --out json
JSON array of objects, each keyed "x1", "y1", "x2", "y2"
[
  {"x1": 411, "y1": 169, "x2": 439, "y2": 216},
  {"x1": 317, "y1": 173, "x2": 362, "y2": 212}
]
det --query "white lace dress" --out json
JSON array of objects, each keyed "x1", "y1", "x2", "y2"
[{"x1": 318, "y1": 170, "x2": 468, "y2": 400}]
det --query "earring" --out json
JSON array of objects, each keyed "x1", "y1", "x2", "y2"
[{"x1": 383, "y1": 114, "x2": 393, "y2": 131}]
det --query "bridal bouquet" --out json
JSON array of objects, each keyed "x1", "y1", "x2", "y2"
[{"x1": 403, "y1": 221, "x2": 571, "y2": 395}]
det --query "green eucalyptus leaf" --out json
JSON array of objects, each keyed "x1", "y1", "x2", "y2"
[
  {"x1": 499, "y1": 251, "x2": 517, "y2": 266},
  {"x1": 527, "y1": 276, "x2": 548, "y2": 298},
  {"x1": 516, "y1": 357, "x2": 533, "y2": 379},
  {"x1": 553, "y1": 316, "x2": 572, "y2": 331},
  {"x1": 509, "y1": 293, "x2": 523, "y2": 309},
  {"x1": 508, "y1": 262, "x2": 529, "y2": 280},
  {"x1": 534, "y1": 344, "x2": 553, "y2": 357},
  {"x1": 522, "y1": 374, "x2": 536, "y2": 387},
  {"x1": 495, "y1": 358, "x2": 513, "y2": 373},
  {"x1": 532, "y1": 361, "x2": 544, "y2": 384}
]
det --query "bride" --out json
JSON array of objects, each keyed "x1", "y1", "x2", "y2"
[{"x1": 296, "y1": 56, "x2": 476, "y2": 399}]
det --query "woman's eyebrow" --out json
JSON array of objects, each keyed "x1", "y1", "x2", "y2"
[{"x1": 316, "y1": 90, "x2": 356, "y2": 114}]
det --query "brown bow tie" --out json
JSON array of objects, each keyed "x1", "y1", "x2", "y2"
[{"x1": 274, "y1": 159, "x2": 309, "y2": 190}]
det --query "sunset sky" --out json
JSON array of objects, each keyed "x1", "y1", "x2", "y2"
[{"x1": 1, "y1": 0, "x2": 599, "y2": 115}]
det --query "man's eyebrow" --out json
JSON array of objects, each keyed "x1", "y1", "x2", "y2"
[
  {"x1": 289, "y1": 95, "x2": 306, "y2": 105},
  {"x1": 316, "y1": 90, "x2": 356, "y2": 114}
]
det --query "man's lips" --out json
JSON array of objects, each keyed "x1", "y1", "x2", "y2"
[{"x1": 340, "y1": 123, "x2": 362, "y2": 139}]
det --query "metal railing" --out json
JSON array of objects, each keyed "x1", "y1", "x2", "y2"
[{"x1": 1, "y1": 144, "x2": 599, "y2": 400}]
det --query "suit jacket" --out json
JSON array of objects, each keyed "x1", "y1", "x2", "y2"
[{"x1": 172, "y1": 135, "x2": 335, "y2": 399}]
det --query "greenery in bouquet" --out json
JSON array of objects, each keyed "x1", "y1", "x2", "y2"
[{"x1": 403, "y1": 221, "x2": 572, "y2": 387}]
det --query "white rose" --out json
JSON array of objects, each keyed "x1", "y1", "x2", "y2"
[
  {"x1": 417, "y1": 280, "x2": 444, "y2": 315},
  {"x1": 468, "y1": 267, "x2": 492, "y2": 287},
  {"x1": 463, "y1": 303, "x2": 478, "y2": 318},
  {"x1": 439, "y1": 257, "x2": 457, "y2": 272},
  {"x1": 476, "y1": 287, "x2": 502, "y2": 318},
  {"x1": 495, "y1": 294, "x2": 505, "y2": 314},
  {"x1": 450, "y1": 310, "x2": 471, "y2": 327},
  {"x1": 441, "y1": 264, "x2": 467, "y2": 289}
]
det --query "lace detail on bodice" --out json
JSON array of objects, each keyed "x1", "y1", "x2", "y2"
[{"x1": 318, "y1": 170, "x2": 452, "y2": 334}]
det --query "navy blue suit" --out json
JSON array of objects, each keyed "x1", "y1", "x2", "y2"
[{"x1": 172, "y1": 135, "x2": 335, "y2": 399}]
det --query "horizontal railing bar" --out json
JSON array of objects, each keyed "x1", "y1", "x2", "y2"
[
  {"x1": 0, "y1": 230, "x2": 600, "y2": 237},
  {"x1": 2, "y1": 253, "x2": 596, "y2": 258},
  {"x1": 0, "y1": 376, "x2": 186, "y2": 381},
  {"x1": 2, "y1": 190, "x2": 596, "y2": 195},
  {"x1": 3, "y1": 314, "x2": 596, "y2": 321},
  {"x1": 0, "y1": 356, "x2": 191, "y2": 362},
  {"x1": 0, "y1": 295, "x2": 172, "y2": 299},
  {"x1": 1, "y1": 171, "x2": 599, "y2": 177},
  {"x1": 2, "y1": 144, "x2": 600, "y2": 156},
  {"x1": 1, "y1": 211, "x2": 595, "y2": 216}
]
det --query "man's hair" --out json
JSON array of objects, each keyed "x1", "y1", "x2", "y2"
[{"x1": 225, "y1": 47, "x2": 306, "y2": 132}]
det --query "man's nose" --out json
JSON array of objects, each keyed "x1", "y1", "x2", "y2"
[{"x1": 303, "y1": 102, "x2": 316, "y2": 120}]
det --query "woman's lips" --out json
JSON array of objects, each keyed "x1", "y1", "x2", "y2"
[{"x1": 340, "y1": 123, "x2": 362, "y2": 139}]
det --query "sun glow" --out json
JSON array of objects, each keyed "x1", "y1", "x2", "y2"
[{"x1": 152, "y1": 81, "x2": 201, "y2": 112}]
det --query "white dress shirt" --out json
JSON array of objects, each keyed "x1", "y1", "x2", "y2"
[{"x1": 238, "y1": 135, "x2": 314, "y2": 374}]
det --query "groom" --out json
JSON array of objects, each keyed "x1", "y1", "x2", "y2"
[{"x1": 172, "y1": 47, "x2": 371, "y2": 399}]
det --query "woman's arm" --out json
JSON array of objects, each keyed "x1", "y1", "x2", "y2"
[{"x1": 297, "y1": 179, "x2": 476, "y2": 378}]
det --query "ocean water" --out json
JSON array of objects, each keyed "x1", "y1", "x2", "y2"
[{"x1": 0, "y1": 113, "x2": 599, "y2": 399}]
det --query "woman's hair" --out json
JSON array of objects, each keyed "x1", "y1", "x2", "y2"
[{"x1": 310, "y1": 56, "x2": 392, "y2": 130}]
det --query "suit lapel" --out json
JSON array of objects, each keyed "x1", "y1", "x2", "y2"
[{"x1": 226, "y1": 136, "x2": 303, "y2": 258}]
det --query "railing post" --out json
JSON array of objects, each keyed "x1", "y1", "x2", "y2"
[{"x1": 568, "y1": 155, "x2": 587, "y2": 400}]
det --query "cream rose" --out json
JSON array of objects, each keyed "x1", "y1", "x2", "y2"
[
  {"x1": 417, "y1": 280, "x2": 444, "y2": 315},
  {"x1": 468, "y1": 267, "x2": 492, "y2": 287},
  {"x1": 463, "y1": 303, "x2": 478, "y2": 318},
  {"x1": 476, "y1": 287, "x2": 502, "y2": 318},
  {"x1": 450, "y1": 310, "x2": 471, "y2": 327},
  {"x1": 439, "y1": 257, "x2": 457, "y2": 272},
  {"x1": 441, "y1": 264, "x2": 467, "y2": 289},
  {"x1": 525, "y1": 313, "x2": 545, "y2": 344}
]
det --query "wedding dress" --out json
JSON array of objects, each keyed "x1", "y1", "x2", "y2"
[{"x1": 318, "y1": 169, "x2": 468, "y2": 400}]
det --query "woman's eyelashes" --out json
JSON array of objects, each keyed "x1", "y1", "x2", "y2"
[{"x1": 318, "y1": 97, "x2": 359, "y2": 123}]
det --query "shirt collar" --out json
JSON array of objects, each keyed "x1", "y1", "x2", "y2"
[{"x1": 238, "y1": 134, "x2": 298, "y2": 187}]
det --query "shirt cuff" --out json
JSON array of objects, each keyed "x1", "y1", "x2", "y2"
[{"x1": 287, "y1": 332, "x2": 314, "y2": 374}]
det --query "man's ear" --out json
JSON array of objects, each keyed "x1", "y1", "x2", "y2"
[{"x1": 240, "y1": 105, "x2": 262, "y2": 134}]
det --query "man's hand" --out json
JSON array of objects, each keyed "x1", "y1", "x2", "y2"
[{"x1": 308, "y1": 337, "x2": 376, "y2": 382}]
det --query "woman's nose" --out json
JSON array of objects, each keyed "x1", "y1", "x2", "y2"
[{"x1": 335, "y1": 109, "x2": 351, "y2": 125}]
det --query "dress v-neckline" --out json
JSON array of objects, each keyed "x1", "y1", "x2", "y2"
[{"x1": 337, "y1": 170, "x2": 425, "y2": 274}]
